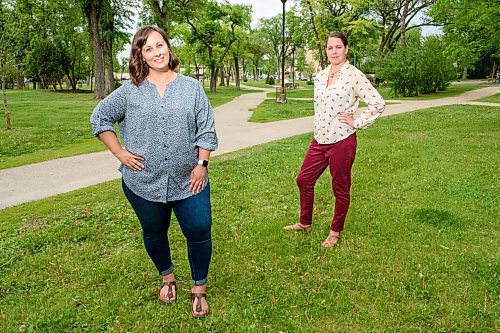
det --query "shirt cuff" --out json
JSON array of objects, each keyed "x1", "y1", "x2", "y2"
[
  {"x1": 92, "y1": 125, "x2": 116, "y2": 137},
  {"x1": 353, "y1": 118, "x2": 363, "y2": 130}
]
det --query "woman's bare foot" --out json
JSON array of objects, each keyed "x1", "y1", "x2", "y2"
[
  {"x1": 321, "y1": 231, "x2": 341, "y2": 248},
  {"x1": 191, "y1": 284, "x2": 209, "y2": 318},
  {"x1": 283, "y1": 223, "x2": 312, "y2": 232},
  {"x1": 159, "y1": 274, "x2": 176, "y2": 303}
]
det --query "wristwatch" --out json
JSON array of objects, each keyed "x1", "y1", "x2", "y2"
[{"x1": 197, "y1": 159, "x2": 209, "y2": 167}]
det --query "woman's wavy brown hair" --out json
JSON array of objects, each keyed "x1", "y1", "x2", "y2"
[{"x1": 129, "y1": 25, "x2": 180, "y2": 85}]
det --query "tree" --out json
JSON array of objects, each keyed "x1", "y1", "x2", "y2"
[
  {"x1": 257, "y1": 16, "x2": 284, "y2": 77},
  {"x1": 83, "y1": 0, "x2": 107, "y2": 98},
  {"x1": 82, "y1": 0, "x2": 133, "y2": 98},
  {"x1": 0, "y1": 0, "x2": 17, "y2": 130},
  {"x1": 176, "y1": 0, "x2": 251, "y2": 92},
  {"x1": 429, "y1": 0, "x2": 500, "y2": 78},
  {"x1": 372, "y1": 0, "x2": 435, "y2": 55},
  {"x1": 286, "y1": 8, "x2": 308, "y2": 85},
  {"x1": 25, "y1": 40, "x2": 70, "y2": 91},
  {"x1": 246, "y1": 29, "x2": 269, "y2": 80}
]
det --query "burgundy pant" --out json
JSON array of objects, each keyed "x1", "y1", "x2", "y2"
[{"x1": 296, "y1": 135, "x2": 357, "y2": 232}]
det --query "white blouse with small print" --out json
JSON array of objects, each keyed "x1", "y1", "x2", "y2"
[{"x1": 313, "y1": 61, "x2": 385, "y2": 144}]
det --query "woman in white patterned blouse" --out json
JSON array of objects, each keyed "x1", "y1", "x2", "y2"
[{"x1": 284, "y1": 31, "x2": 385, "y2": 248}]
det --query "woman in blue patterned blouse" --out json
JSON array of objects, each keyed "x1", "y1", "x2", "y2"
[{"x1": 90, "y1": 26, "x2": 217, "y2": 318}]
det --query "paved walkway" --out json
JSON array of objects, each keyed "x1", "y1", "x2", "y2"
[{"x1": 0, "y1": 85, "x2": 498, "y2": 209}]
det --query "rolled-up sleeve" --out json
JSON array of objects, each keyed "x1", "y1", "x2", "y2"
[
  {"x1": 352, "y1": 72, "x2": 385, "y2": 130},
  {"x1": 90, "y1": 83, "x2": 128, "y2": 137},
  {"x1": 194, "y1": 84, "x2": 218, "y2": 151}
]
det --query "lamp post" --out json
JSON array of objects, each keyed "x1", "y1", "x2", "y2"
[{"x1": 277, "y1": 0, "x2": 287, "y2": 103}]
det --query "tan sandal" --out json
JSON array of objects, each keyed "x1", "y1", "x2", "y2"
[
  {"x1": 283, "y1": 223, "x2": 312, "y2": 232},
  {"x1": 191, "y1": 292, "x2": 209, "y2": 318},
  {"x1": 321, "y1": 232, "x2": 341, "y2": 248},
  {"x1": 159, "y1": 281, "x2": 176, "y2": 303}
]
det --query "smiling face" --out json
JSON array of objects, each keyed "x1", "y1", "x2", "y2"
[
  {"x1": 326, "y1": 37, "x2": 348, "y2": 66},
  {"x1": 141, "y1": 31, "x2": 171, "y2": 72}
]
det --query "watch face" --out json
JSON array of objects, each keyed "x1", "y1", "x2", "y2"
[{"x1": 198, "y1": 160, "x2": 208, "y2": 167}]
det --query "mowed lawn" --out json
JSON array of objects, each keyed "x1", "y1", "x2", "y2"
[
  {"x1": 0, "y1": 86, "x2": 259, "y2": 169},
  {"x1": 0, "y1": 105, "x2": 498, "y2": 332}
]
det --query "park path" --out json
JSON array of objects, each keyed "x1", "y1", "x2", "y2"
[{"x1": 0, "y1": 84, "x2": 498, "y2": 209}]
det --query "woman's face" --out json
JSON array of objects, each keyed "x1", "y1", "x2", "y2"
[
  {"x1": 326, "y1": 37, "x2": 348, "y2": 66},
  {"x1": 141, "y1": 31, "x2": 171, "y2": 72}
]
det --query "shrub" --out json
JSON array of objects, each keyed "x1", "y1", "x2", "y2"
[
  {"x1": 266, "y1": 76, "x2": 275, "y2": 85},
  {"x1": 378, "y1": 32, "x2": 456, "y2": 97}
]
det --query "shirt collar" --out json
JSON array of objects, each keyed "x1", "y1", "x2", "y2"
[{"x1": 326, "y1": 60, "x2": 350, "y2": 75}]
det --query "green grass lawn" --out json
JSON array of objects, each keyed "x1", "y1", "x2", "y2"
[
  {"x1": 378, "y1": 84, "x2": 486, "y2": 100},
  {"x1": 1, "y1": 105, "x2": 498, "y2": 332},
  {"x1": 0, "y1": 86, "x2": 258, "y2": 170},
  {"x1": 267, "y1": 88, "x2": 314, "y2": 99},
  {"x1": 249, "y1": 99, "x2": 313, "y2": 122},
  {"x1": 249, "y1": 99, "x2": 403, "y2": 123},
  {"x1": 265, "y1": 83, "x2": 484, "y2": 102},
  {"x1": 473, "y1": 92, "x2": 500, "y2": 103}
]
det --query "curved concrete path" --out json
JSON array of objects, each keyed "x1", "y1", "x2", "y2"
[{"x1": 0, "y1": 85, "x2": 498, "y2": 209}]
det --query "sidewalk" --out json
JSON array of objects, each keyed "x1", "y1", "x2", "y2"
[{"x1": 0, "y1": 85, "x2": 498, "y2": 209}]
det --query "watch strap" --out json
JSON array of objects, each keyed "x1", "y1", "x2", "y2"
[{"x1": 197, "y1": 159, "x2": 209, "y2": 167}]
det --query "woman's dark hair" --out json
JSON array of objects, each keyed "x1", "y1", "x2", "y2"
[
  {"x1": 327, "y1": 31, "x2": 348, "y2": 48},
  {"x1": 129, "y1": 25, "x2": 180, "y2": 85}
]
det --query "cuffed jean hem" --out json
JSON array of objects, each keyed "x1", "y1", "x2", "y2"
[
  {"x1": 160, "y1": 265, "x2": 174, "y2": 276},
  {"x1": 192, "y1": 277, "x2": 208, "y2": 286}
]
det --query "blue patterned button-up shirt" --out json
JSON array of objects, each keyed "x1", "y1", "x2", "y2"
[{"x1": 90, "y1": 74, "x2": 218, "y2": 202}]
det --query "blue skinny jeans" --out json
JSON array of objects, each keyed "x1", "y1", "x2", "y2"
[{"x1": 122, "y1": 180, "x2": 212, "y2": 286}]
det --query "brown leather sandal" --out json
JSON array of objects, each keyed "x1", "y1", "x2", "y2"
[
  {"x1": 159, "y1": 281, "x2": 176, "y2": 303},
  {"x1": 321, "y1": 233, "x2": 341, "y2": 248},
  {"x1": 191, "y1": 292, "x2": 209, "y2": 318},
  {"x1": 283, "y1": 223, "x2": 312, "y2": 232}
]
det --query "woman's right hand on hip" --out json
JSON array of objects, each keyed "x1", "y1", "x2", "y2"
[{"x1": 115, "y1": 149, "x2": 144, "y2": 171}]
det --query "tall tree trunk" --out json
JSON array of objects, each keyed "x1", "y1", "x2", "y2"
[
  {"x1": 85, "y1": 2, "x2": 106, "y2": 99},
  {"x1": 103, "y1": 37, "x2": 115, "y2": 94},
  {"x1": 219, "y1": 66, "x2": 225, "y2": 86},
  {"x1": 306, "y1": 0, "x2": 325, "y2": 68},
  {"x1": 15, "y1": 62, "x2": 25, "y2": 90},
  {"x1": 461, "y1": 67, "x2": 468, "y2": 80},
  {"x1": 210, "y1": 68, "x2": 218, "y2": 92},
  {"x1": 226, "y1": 64, "x2": 230, "y2": 86},
  {"x1": 400, "y1": 0, "x2": 410, "y2": 47},
  {"x1": 2, "y1": 62, "x2": 12, "y2": 130},
  {"x1": 194, "y1": 55, "x2": 200, "y2": 81},
  {"x1": 234, "y1": 56, "x2": 240, "y2": 90},
  {"x1": 148, "y1": 0, "x2": 170, "y2": 37}
]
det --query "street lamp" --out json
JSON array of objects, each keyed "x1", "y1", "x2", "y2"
[{"x1": 277, "y1": 0, "x2": 287, "y2": 103}]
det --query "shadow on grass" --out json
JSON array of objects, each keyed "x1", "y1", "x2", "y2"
[{"x1": 410, "y1": 208, "x2": 463, "y2": 228}]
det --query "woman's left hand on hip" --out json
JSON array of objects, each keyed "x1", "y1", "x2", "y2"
[
  {"x1": 338, "y1": 112, "x2": 355, "y2": 127},
  {"x1": 189, "y1": 166, "x2": 207, "y2": 194}
]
